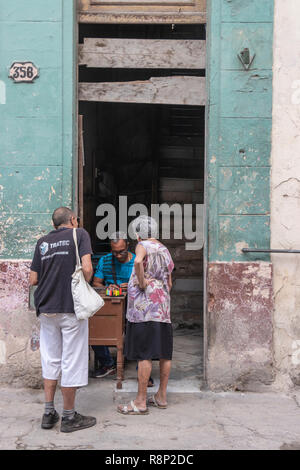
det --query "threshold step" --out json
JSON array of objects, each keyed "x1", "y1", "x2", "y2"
[{"x1": 114, "y1": 378, "x2": 203, "y2": 396}]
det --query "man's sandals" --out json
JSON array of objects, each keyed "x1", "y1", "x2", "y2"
[{"x1": 117, "y1": 400, "x2": 149, "y2": 415}]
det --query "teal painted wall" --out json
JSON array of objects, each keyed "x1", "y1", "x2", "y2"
[
  {"x1": 0, "y1": 0, "x2": 76, "y2": 259},
  {"x1": 206, "y1": 0, "x2": 274, "y2": 262},
  {"x1": 0, "y1": 0, "x2": 273, "y2": 262}
]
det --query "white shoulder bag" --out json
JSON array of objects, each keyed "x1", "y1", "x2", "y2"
[{"x1": 71, "y1": 228, "x2": 104, "y2": 320}]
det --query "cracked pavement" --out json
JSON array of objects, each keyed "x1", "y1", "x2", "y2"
[{"x1": 0, "y1": 381, "x2": 300, "y2": 450}]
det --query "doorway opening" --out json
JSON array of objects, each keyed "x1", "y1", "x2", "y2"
[{"x1": 78, "y1": 23, "x2": 205, "y2": 390}]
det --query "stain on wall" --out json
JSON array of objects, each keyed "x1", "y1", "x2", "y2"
[
  {"x1": 207, "y1": 262, "x2": 274, "y2": 391},
  {"x1": 0, "y1": 261, "x2": 42, "y2": 387}
]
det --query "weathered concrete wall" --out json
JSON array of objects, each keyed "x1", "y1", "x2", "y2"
[
  {"x1": 205, "y1": 0, "x2": 274, "y2": 390},
  {"x1": 271, "y1": 0, "x2": 300, "y2": 390},
  {"x1": 0, "y1": 261, "x2": 42, "y2": 387},
  {"x1": 0, "y1": 0, "x2": 76, "y2": 386},
  {"x1": 0, "y1": 0, "x2": 76, "y2": 258},
  {"x1": 207, "y1": 262, "x2": 274, "y2": 391}
]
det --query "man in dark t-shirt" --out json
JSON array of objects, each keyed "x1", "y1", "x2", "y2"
[{"x1": 30, "y1": 206, "x2": 97, "y2": 433}]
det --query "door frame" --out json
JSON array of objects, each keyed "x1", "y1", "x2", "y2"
[
  {"x1": 75, "y1": 14, "x2": 209, "y2": 387},
  {"x1": 78, "y1": 0, "x2": 206, "y2": 24}
]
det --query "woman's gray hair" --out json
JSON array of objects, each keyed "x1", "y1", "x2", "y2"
[{"x1": 132, "y1": 215, "x2": 158, "y2": 240}]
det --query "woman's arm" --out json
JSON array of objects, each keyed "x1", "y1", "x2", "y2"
[
  {"x1": 134, "y1": 244, "x2": 147, "y2": 289},
  {"x1": 168, "y1": 273, "x2": 172, "y2": 291}
]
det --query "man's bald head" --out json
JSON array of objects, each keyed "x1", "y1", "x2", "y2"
[{"x1": 52, "y1": 207, "x2": 74, "y2": 229}]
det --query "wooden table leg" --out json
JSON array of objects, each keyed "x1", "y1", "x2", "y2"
[{"x1": 116, "y1": 344, "x2": 124, "y2": 389}]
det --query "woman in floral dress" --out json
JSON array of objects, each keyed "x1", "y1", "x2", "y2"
[{"x1": 118, "y1": 216, "x2": 174, "y2": 415}]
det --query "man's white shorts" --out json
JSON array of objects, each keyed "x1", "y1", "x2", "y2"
[{"x1": 39, "y1": 313, "x2": 89, "y2": 387}]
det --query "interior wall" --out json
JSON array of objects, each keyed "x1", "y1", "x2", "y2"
[{"x1": 79, "y1": 101, "x2": 157, "y2": 253}]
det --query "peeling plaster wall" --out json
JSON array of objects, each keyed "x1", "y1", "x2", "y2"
[
  {"x1": 0, "y1": 261, "x2": 42, "y2": 387},
  {"x1": 205, "y1": 0, "x2": 274, "y2": 390},
  {"x1": 0, "y1": 1, "x2": 76, "y2": 386},
  {"x1": 207, "y1": 262, "x2": 274, "y2": 391},
  {"x1": 271, "y1": 0, "x2": 300, "y2": 390},
  {"x1": 0, "y1": 0, "x2": 76, "y2": 259}
]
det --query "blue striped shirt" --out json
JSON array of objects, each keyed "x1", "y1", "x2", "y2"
[{"x1": 94, "y1": 252, "x2": 135, "y2": 286}]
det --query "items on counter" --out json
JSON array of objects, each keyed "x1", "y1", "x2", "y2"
[{"x1": 105, "y1": 287, "x2": 124, "y2": 297}]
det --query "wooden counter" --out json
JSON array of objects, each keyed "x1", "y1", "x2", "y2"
[{"x1": 89, "y1": 289, "x2": 126, "y2": 389}]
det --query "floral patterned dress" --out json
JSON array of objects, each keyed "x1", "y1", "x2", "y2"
[{"x1": 127, "y1": 240, "x2": 174, "y2": 324}]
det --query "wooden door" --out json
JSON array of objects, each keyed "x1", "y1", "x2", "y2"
[
  {"x1": 78, "y1": 36, "x2": 206, "y2": 106},
  {"x1": 78, "y1": 0, "x2": 206, "y2": 23}
]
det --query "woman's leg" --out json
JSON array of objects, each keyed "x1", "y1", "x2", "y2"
[
  {"x1": 155, "y1": 359, "x2": 172, "y2": 406},
  {"x1": 136, "y1": 362, "x2": 154, "y2": 387},
  {"x1": 117, "y1": 359, "x2": 152, "y2": 413},
  {"x1": 135, "y1": 359, "x2": 152, "y2": 410}
]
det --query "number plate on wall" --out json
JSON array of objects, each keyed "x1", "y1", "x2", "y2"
[{"x1": 9, "y1": 62, "x2": 39, "y2": 83}]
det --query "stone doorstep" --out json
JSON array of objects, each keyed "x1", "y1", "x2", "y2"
[
  {"x1": 113, "y1": 377, "x2": 204, "y2": 402},
  {"x1": 113, "y1": 329, "x2": 203, "y2": 398}
]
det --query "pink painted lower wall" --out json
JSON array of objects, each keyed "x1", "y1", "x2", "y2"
[
  {"x1": 0, "y1": 261, "x2": 42, "y2": 387},
  {"x1": 206, "y1": 262, "x2": 274, "y2": 391},
  {"x1": 0, "y1": 260, "x2": 275, "y2": 391}
]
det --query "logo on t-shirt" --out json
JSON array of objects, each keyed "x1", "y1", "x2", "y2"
[{"x1": 40, "y1": 242, "x2": 49, "y2": 256}]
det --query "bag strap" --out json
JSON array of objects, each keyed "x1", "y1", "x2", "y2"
[
  {"x1": 73, "y1": 228, "x2": 81, "y2": 268},
  {"x1": 111, "y1": 254, "x2": 118, "y2": 286}
]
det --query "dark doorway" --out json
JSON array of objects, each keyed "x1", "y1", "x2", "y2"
[{"x1": 79, "y1": 23, "x2": 205, "y2": 390}]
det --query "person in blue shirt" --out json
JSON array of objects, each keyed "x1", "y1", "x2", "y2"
[{"x1": 92, "y1": 231, "x2": 135, "y2": 378}]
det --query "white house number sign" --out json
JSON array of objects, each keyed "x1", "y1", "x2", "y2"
[{"x1": 9, "y1": 62, "x2": 39, "y2": 83}]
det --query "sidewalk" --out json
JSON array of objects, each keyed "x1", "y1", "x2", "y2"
[{"x1": 0, "y1": 379, "x2": 300, "y2": 450}]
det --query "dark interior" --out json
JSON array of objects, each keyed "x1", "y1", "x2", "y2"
[{"x1": 79, "y1": 23, "x2": 205, "y2": 330}]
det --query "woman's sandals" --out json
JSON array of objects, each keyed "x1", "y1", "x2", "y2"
[
  {"x1": 117, "y1": 400, "x2": 149, "y2": 415},
  {"x1": 147, "y1": 395, "x2": 168, "y2": 409}
]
